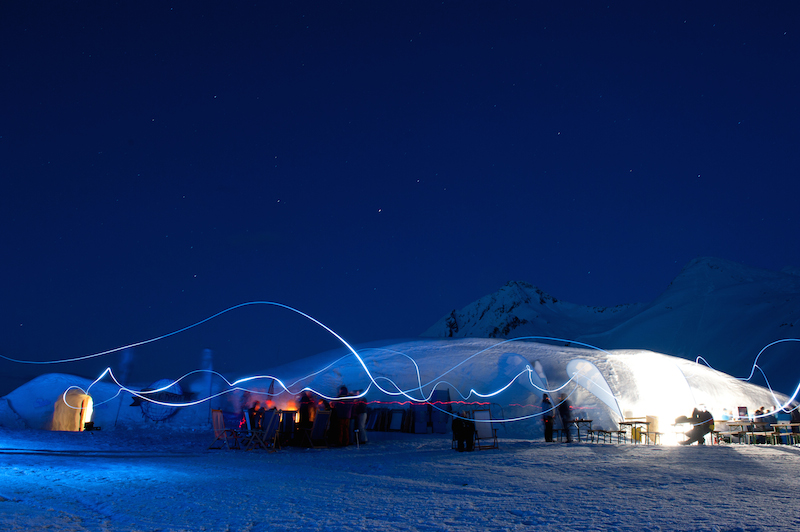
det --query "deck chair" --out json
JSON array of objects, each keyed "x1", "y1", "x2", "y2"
[
  {"x1": 243, "y1": 409, "x2": 280, "y2": 451},
  {"x1": 303, "y1": 410, "x2": 331, "y2": 448},
  {"x1": 366, "y1": 409, "x2": 380, "y2": 430},
  {"x1": 278, "y1": 411, "x2": 296, "y2": 447},
  {"x1": 387, "y1": 409, "x2": 405, "y2": 431},
  {"x1": 412, "y1": 403, "x2": 429, "y2": 434},
  {"x1": 240, "y1": 409, "x2": 260, "y2": 450},
  {"x1": 209, "y1": 409, "x2": 242, "y2": 450},
  {"x1": 472, "y1": 409, "x2": 499, "y2": 450}
]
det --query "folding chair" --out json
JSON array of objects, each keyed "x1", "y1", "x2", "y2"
[
  {"x1": 412, "y1": 403, "x2": 429, "y2": 434},
  {"x1": 365, "y1": 409, "x2": 380, "y2": 431},
  {"x1": 243, "y1": 409, "x2": 280, "y2": 451},
  {"x1": 261, "y1": 410, "x2": 280, "y2": 450},
  {"x1": 472, "y1": 409, "x2": 499, "y2": 450},
  {"x1": 278, "y1": 410, "x2": 297, "y2": 447},
  {"x1": 240, "y1": 409, "x2": 260, "y2": 450},
  {"x1": 387, "y1": 409, "x2": 405, "y2": 431},
  {"x1": 209, "y1": 409, "x2": 242, "y2": 450},
  {"x1": 303, "y1": 410, "x2": 331, "y2": 448}
]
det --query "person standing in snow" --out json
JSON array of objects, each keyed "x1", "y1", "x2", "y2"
[
  {"x1": 558, "y1": 393, "x2": 572, "y2": 443},
  {"x1": 353, "y1": 391, "x2": 368, "y2": 445},
  {"x1": 298, "y1": 391, "x2": 315, "y2": 430},
  {"x1": 791, "y1": 403, "x2": 800, "y2": 435},
  {"x1": 452, "y1": 411, "x2": 475, "y2": 452},
  {"x1": 331, "y1": 385, "x2": 353, "y2": 446},
  {"x1": 541, "y1": 394, "x2": 555, "y2": 442}
]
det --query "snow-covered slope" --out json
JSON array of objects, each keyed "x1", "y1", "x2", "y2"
[
  {"x1": 423, "y1": 258, "x2": 800, "y2": 394},
  {"x1": 2, "y1": 427, "x2": 799, "y2": 532}
]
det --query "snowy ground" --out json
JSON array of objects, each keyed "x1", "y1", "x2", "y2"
[{"x1": 1, "y1": 428, "x2": 798, "y2": 532}]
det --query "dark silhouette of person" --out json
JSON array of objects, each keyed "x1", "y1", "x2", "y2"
[
  {"x1": 678, "y1": 407, "x2": 714, "y2": 445},
  {"x1": 791, "y1": 403, "x2": 800, "y2": 435},
  {"x1": 331, "y1": 385, "x2": 353, "y2": 446},
  {"x1": 298, "y1": 391, "x2": 315, "y2": 430},
  {"x1": 541, "y1": 394, "x2": 554, "y2": 442},
  {"x1": 248, "y1": 401, "x2": 264, "y2": 430},
  {"x1": 558, "y1": 393, "x2": 572, "y2": 443},
  {"x1": 353, "y1": 391, "x2": 368, "y2": 444},
  {"x1": 452, "y1": 411, "x2": 475, "y2": 452}
]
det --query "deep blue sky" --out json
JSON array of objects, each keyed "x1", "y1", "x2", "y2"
[{"x1": 2, "y1": 1, "x2": 799, "y2": 394}]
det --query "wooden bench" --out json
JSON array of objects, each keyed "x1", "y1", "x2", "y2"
[
  {"x1": 588, "y1": 429, "x2": 625, "y2": 444},
  {"x1": 644, "y1": 432, "x2": 663, "y2": 445},
  {"x1": 592, "y1": 429, "x2": 612, "y2": 443},
  {"x1": 610, "y1": 429, "x2": 627, "y2": 444}
]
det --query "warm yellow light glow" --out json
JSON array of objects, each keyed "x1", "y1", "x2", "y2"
[
  {"x1": 52, "y1": 389, "x2": 93, "y2": 432},
  {"x1": 81, "y1": 396, "x2": 94, "y2": 431},
  {"x1": 611, "y1": 352, "x2": 697, "y2": 446}
]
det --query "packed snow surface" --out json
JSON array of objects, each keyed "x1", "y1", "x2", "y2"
[{"x1": 0, "y1": 427, "x2": 798, "y2": 532}]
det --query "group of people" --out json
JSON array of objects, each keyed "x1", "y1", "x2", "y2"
[
  {"x1": 541, "y1": 393, "x2": 573, "y2": 443},
  {"x1": 680, "y1": 404, "x2": 800, "y2": 445},
  {"x1": 453, "y1": 393, "x2": 798, "y2": 447},
  {"x1": 246, "y1": 400, "x2": 276, "y2": 430},
  {"x1": 328, "y1": 385, "x2": 369, "y2": 446},
  {"x1": 254, "y1": 388, "x2": 794, "y2": 449},
  {"x1": 452, "y1": 392, "x2": 575, "y2": 451},
  {"x1": 243, "y1": 384, "x2": 369, "y2": 448}
]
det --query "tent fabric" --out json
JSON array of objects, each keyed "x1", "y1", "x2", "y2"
[
  {"x1": 566, "y1": 359, "x2": 623, "y2": 419},
  {"x1": 51, "y1": 389, "x2": 92, "y2": 431}
]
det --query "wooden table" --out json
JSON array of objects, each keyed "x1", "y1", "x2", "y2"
[
  {"x1": 724, "y1": 421, "x2": 776, "y2": 444},
  {"x1": 721, "y1": 421, "x2": 750, "y2": 443}
]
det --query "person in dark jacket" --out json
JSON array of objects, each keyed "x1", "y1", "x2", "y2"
[
  {"x1": 791, "y1": 403, "x2": 800, "y2": 434},
  {"x1": 298, "y1": 391, "x2": 315, "y2": 430},
  {"x1": 541, "y1": 394, "x2": 554, "y2": 442},
  {"x1": 558, "y1": 393, "x2": 572, "y2": 443},
  {"x1": 678, "y1": 407, "x2": 714, "y2": 445},
  {"x1": 353, "y1": 391, "x2": 368, "y2": 444},
  {"x1": 331, "y1": 385, "x2": 353, "y2": 446},
  {"x1": 452, "y1": 411, "x2": 475, "y2": 452},
  {"x1": 248, "y1": 401, "x2": 264, "y2": 430}
]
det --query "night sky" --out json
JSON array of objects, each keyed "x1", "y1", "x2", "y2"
[{"x1": 2, "y1": 2, "x2": 799, "y2": 394}]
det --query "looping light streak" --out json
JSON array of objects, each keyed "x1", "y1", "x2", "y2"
[{"x1": 694, "y1": 339, "x2": 800, "y2": 415}]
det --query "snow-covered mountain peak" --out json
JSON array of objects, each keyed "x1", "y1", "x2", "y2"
[
  {"x1": 421, "y1": 280, "x2": 642, "y2": 341},
  {"x1": 423, "y1": 257, "x2": 800, "y2": 394}
]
